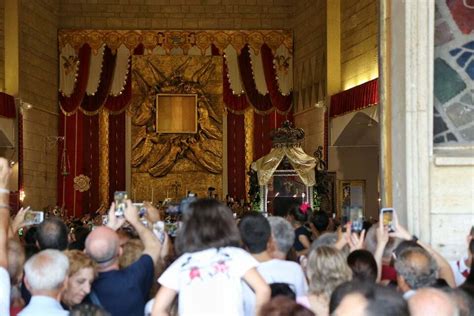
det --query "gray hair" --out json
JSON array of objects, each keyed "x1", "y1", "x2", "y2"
[
  {"x1": 394, "y1": 247, "x2": 437, "y2": 290},
  {"x1": 268, "y1": 216, "x2": 294, "y2": 255},
  {"x1": 310, "y1": 232, "x2": 338, "y2": 251},
  {"x1": 24, "y1": 249, "x2": 69, "y2": 292}
]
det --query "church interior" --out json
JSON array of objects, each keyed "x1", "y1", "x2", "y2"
[{"x1": 0, "y1": 0, "x2": 472, "y2": 259}]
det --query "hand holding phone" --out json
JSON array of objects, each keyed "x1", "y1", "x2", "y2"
[
  {"x1": 114, "y1": 191, "x2": 128, "y2": 218},
  {"x1": 23, "y1": 210, "x2": 44, "y2": 226},
  {"x1": 380, "y1": 208, "x2": 395, "y2": 232},
  {"x1": 350, "y1": 207, "x2": 364, "y2": 233},
  {"x1": 132, "y1": 203, "x2": 147, "y2": 217}
]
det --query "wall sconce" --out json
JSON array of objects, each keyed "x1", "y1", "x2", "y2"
[
  {"x1": 16, "y1": 99, "x2": 33, "y2": 114},
  {"x1": 314, "y1": 99, "x2": 327, "y2": 110}
]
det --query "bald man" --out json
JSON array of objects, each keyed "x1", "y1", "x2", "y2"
[
  {"x1": 394, "y1": 247, "x2": 438, "y2": 299},
  {"x1": 86, "y1": 200, "x2": 162, "y2": 316},
  {"x1": 409, "y1": 288, "x2": 459, "y2": 316}
]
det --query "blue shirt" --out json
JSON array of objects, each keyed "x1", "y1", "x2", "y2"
[
  {"x1": 19, "y1": 296, "x2": 69, "y2": 316},
  {"x1": 92, "y1": 254, "x2": 154, "y2": 316}
]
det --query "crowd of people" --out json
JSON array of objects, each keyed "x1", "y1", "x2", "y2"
[{"x1": 0, "y1": 156, "x2": 473, "y2": 316}]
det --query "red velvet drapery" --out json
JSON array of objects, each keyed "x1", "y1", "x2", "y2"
[
  {"x1": 58, "y1": 44, "x2": 141, "y2": 216},
  {"x1": 0, "y1": 92, "x2": 16, "y2": 118},
  {"x1": 329, "y1": 78, "x2": 378, "y2": 118},
  {"x1": 214, "y1": 44, "x2": 293, "y2": 199}
]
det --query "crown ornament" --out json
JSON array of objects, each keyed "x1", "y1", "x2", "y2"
[{"x1": 270, "y1": 120, "x2": 305, "y2": 148}]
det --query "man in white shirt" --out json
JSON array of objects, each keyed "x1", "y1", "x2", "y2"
[
  {"x1": 19, "y1": 249, "x2": 69, "y2": 316},
  {"x1": 239, "y1": 213, "x2": 308, "y2": 316},
  {"x1": 448, "y1": 235, "x2": 472, "y2": 286},
  {"x1": 0, "y1": 158, "x2": 12, "y2": 316}
]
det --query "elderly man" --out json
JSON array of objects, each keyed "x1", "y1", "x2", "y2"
[
  {"x1": 19, "y1": 249, "x2": 69, "y2": 316},
  {"x1": 240, "y1": 213, "x2": 307, "y2": 316},
  {"x1": 86, "y1": 200, "x2": 162, "y2": 316},
  {"x1": 267, "y1": 216, "x2": 295, "y2": 260},
  {"x1": 409, "y1": 288, "x2": 459, "y2": 316},
  {"x1": 394, "y1": 246, "x2": 438, "y2": 299}
]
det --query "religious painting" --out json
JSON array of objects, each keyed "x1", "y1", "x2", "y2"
[
  {"x1": 267, "y1": 172, "x2": 308, "y2": 216},
  {"x1": 337, "y1": 180, "x2": 366, "y2": 218},
  {"x1": 156, "y1": 94, "x2": 198, "y2": 133}
]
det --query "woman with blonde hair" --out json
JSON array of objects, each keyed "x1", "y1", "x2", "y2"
[
  {"x1": 62, "y1": 250, "x2": 97, "y2": 309},
  {"x1": 297, "y1": 246, "x2": 352, "y2": 316}
]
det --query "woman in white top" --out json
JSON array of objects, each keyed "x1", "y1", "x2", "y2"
[{"x1": 152, "y1": 199, "x2": 270, "y2": 316}]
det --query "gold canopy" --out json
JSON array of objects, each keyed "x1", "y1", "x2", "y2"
[{"x1": 252, "y1": 146, "x2": 317, "y2": 187}]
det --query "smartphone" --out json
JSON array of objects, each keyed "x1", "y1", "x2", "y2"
[
  {"x1": 350, "y1": 207, "x2": 364, "y2": 233},
  {"x1": 24, "y1": 210, "x2": 44, "y2": 226},
  {"x1": 114, "y1": 191, "x2": 128, "y2": 218},
  {"x1": 132, "y1": 203, "x2": 147, "y2": 218},
  {"x1": 152, "y1": 221, "x2": 166, "y2": 244},
  {"x1": 381, "y1": 208, "x2": 395, "y2": 232}
]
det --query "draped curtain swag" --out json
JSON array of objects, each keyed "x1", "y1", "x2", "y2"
[{"x1": 252, "y1": 146, "x2": 317, "y2": 187}]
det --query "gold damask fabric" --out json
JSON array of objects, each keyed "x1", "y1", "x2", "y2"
[{"x1": 253, "y1": 147, "x2": 317, "y2": 187}]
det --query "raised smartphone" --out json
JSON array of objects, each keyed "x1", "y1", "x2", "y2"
[
  {"x1": 114, "y1": 191, "x2": 128, "y2": 218},
  {"x1": 381, "y1": 207, "x2": 396, "y2": 232},
  {"x1": 350, "y1": 207, "x2": 364, "y2": 233},
  {"x1": 24, "y1": 210, "x2": 44, "y2": 226}
]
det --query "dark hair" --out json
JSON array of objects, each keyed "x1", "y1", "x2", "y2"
[
  {"x1": 311, "y1": 211, "x2": 329, "y2": 232},
  {"x1": 238, "y1": 212, "x2": 271, "y2": 254},
  {"x1": 260, "y1": 296, "x2": 315, "y2": 316},
  {"x1": 68, "y1": 226, "x2": 91, "y2": 251},
  {"x1": 347, "y1": 250, "x2": 378, "y2": 283},
  {"x1": 24, "y1": 226, "x2": 38, "y2": 245},
  {"x1": 288, "y1": 202, "x2": 308, "y2": 223},
  {"x1": 37, "y1": 217, "x2": 69, "y2": 251},
  {"x1": 462, "y1": 244, "x2": 474, "y2": 288},
  {"x1": 330, "y1": 281, "x2": 409, "y2": 316},
  {"x1": 269, "y1": 283, "x2": 296, "y2": 300},
  {"x1": 175, "y1": 199, "x2": 241, "y2": 254}
]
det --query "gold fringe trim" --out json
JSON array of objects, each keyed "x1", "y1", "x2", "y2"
[
  {"x1": 244, "y1": 108, "x2": 254, "y2": 201},
  {"x1": 99, "y1": 108, "x2": 110, "y2": 208}
]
